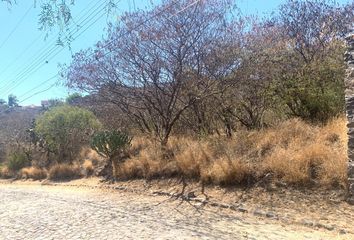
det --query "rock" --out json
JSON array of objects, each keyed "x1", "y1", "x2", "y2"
[
  {"x1": 238, "y1": 207, "x2": 248, "y2": 213},
  {"x1": 347, "y1": 197, "x2": 354, "y2": 205},
  {"x1": 266, "y1": 212, "x2": 277, "y2": 219},
  {"x1": 253, "y1": 209, "x2": 265, "y2": 217},
  {"x1": 315, "y1": 223, "x2": 335, "y2": 231},
  {"x1": 186, "y1": 191, "x2": 196, "y2": 199},
  {"x1": 301, "y1": 219, "x2": 314, "y2": 227},
  {"x1": 339, "y1": 229, "x2": 347, "y2": 235}
]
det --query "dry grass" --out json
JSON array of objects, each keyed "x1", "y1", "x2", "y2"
[
  {"x1": 259, "y1": 117, "x2": 347, "y2": 187},
  {"x1": 82, "y1": 160, "x2": 94, "y2": 177},
  {"x1": 0, "y1": 166, "x2": 14, "y2": 179},
  {"x1": 19, "y1": 167, "x2": 47, "y2": 180},
  {"x1": 118, "y1": 117, "x2": 348, "y2": 188},
  {"x1": 77, "y1": 147, "x2": 106, "y2": 177},
  {"x1": 48, "y1": 164, "x2": 82, "y2": 181}
]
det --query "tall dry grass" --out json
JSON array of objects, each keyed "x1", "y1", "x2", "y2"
[
  {"x1": 48, "y1": 164, "x2": 82, "y2": 181},
  {"x1": 19, "y1": 167, "x2": 47, "y2": 180},
  {"x1": 118, "y1": 117, "x2": 347, "y2": 188}
]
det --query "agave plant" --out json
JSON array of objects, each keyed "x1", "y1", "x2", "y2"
[{"x1": 91, "y1": 130, "x2": 132, "y2": 178}]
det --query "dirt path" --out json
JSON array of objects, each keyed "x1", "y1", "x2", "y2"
[{"x1": 0, "y1": 184, "x2": 352, "y2": 240}]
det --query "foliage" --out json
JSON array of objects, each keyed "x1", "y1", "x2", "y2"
[
  {"x1": 7, "y1": 152, "x2": 29, "y2": 171},
  {"x1": 35, "y1": 105, "x2": 101, "y2": 162},
  {"x1": 61, "y1": 0, "x2": 353, "y2": 140},
  {"x1": 91, "y1": 130, "x2": 132, "y2": 159},
  {"x1": 269, "y1": 0, "x2": 352, "y2": 123},
  {"x1": 275, "y1": 51, "x2": 345, "y2": 122},
  {"x1": 66, "y1": 93, "x2": 82, "y2": 104},
  {"x1": 2, "y1": 0, "x2": 118, "y2": 45},
  {"x1": 8, "y1": 94, "x2": 18, "y2": 107},
  {"x1": 62, "y1": 0, "x2": 235, "y2": 145}
]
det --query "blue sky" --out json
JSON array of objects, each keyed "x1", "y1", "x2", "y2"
[{"x1": 0, "y1": 0, "x2": 351, "y2": 105}]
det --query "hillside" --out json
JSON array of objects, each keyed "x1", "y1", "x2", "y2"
[{"x1": 0, "y1": 106, "x2": 41, "y2": 162}]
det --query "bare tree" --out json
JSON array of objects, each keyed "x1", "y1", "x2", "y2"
[{"x1": 63, "y1": 0, "x2": 234, "y2": 145}]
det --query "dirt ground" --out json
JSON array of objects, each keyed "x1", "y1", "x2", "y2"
[{"x1": 0, "y1": 177, "x2": 353, "y2": 239}]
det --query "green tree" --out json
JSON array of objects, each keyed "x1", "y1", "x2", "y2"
[
  {"x1": 8, "y1": 94, "x2": 18, "y2": 107},
  {"x1": 35, "y1": 105, "x2": 101, "y2": 163},
  {"x1": 66, "y1": 93, "x2": 82, "y2": 104},
  {"x1": 269, "y1": 0, "x2": 353, "y2": 123}
]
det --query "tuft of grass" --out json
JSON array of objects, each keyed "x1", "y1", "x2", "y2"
[
  {"x1": 48, "y1": 164, "x2": 82, "y2": 181},
  {"x1": 20, "y1": 167, "x2": 47, "y2": 180},
  {"x1": 82, "y1": 160, "x2": 94, "y2": 177},
  {"x1": 202, "y1": 157, "x2": 254, "y2": 185},
  {"x1": 0, "y1": 166, "x2": 14, "y2": 179}
]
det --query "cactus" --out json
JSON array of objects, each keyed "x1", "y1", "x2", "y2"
[
  {"x1": 91, "y1": 130, "x2": 132, "y2": 158},
  {"x1": 91, "y1": 130, "x2": 132, "y2": 179}
]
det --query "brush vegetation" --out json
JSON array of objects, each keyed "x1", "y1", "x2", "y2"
[
  {"x1": 0, "y1": 0, "x2": 352, "y2": 191},
  {"x1": 119, "y1": 117, "x2": 347, "y2": 187}
]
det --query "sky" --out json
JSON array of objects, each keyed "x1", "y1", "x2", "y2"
[{"x1": 0, "y1": 0, "x2": 351, "y2": 106}]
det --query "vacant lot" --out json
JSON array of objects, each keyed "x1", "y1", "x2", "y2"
[{"x1": 0, "y1": 183, "x2": 352, "y2": 240}]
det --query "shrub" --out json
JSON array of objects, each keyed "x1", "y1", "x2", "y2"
[
  {"x1": 82, "y1": 160, "x2": 94, "y2": 177},
  {"x1": 0, "y1": 166, "x2": 14, "y2": 179},
  {"x1": 48, "y1": 164, "x2": 82, "y2": 181},
  {"x1": 7, "y1": 152, "x2": 29, "y2": 171},
  {"x1": 91, "y1": 130, "x2": 132, "y2": 158},
  {"x1": 91, "y1": 130, "x2": 132, "y2": 178},
  {"x1": 35, "y1": 105, "x2": 101, "y2": 163},
  {"x1": 20, "y1": 167, "x2": 47, "y2": 180}
]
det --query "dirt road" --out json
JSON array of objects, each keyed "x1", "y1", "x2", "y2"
[{"x1": 0, "y1": 184, "x2": 351, "y2": 240}]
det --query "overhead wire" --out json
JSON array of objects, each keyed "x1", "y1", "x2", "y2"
[
  {"x1": 0, "y1": 0, "x2": 107, "y2": 96},
  {"x1": 18, "y1": 74, "x2": 58, "y2": 99},
  {"x1": 0, "y1": 33, "x2": 43, "y2": 86},
  {"x1": 2, "y1": 0, "x2": 201, "y2": 106},
  {"x1": 0, "y1": 3, "x2": 33, "y2": 51},
  {"x1": 0, "y1": 0, "x2": 107, "y2": 95}
]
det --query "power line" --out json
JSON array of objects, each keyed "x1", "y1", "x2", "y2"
[
  {"x1": 0, "y1": 33, "x2": 43, "y2": 86},
  {"x1": 3, "y1": 7, "x2": 107, "y2": 96},
  {"x1": 0, "y1": 74, "x2": 58, "y2": 113},
  {"x1": 85, "y1": 0, "x2": 200, "y2": 62},
  {"x1": 19, "y1": 74, "x2": 58, "y2": 99},
  {"x1": 19, "y1": 82, "x2": 57, "y2": 104},
  {"x1": 0, "y1": 0, "x2": 106, "y2": 94},
  {"x1": 0, "y1": 0, "x2": 108, "y2": 96},
  {"x1": 0, "y1": 3, "x2": 33, "y2": 51},
  {"x1": 3, "y1": 0, "x2": 199, "y2": 106}
]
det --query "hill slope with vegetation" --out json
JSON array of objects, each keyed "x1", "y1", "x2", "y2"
[{"x1": 1, "y1": 0, "x2": 353, "y2": 194}]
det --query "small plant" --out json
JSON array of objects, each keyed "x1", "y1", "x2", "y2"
[
  {"x1": 91, "y1": 130, "x2": 132, "y2": 178},
  {"x1": 0, "y1": 166, "x2": 14, "y2": 179},
  {"x1": 7, "y1": 152, "x2": 29, "y2": 171}
]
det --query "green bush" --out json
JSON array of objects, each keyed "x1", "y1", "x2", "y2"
[
  {"x1": 35, "y1": 105, "x2": 102, "y2": 163},
  {"x1": 7, "y1": 152, "x2": 29, "y2": 171},
  {"x1": 91, "y1": 130, "x2": 132, "y2": 178},
  {"x1": 91, "y1": 130, "x2": 132, "y2": 159}
]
